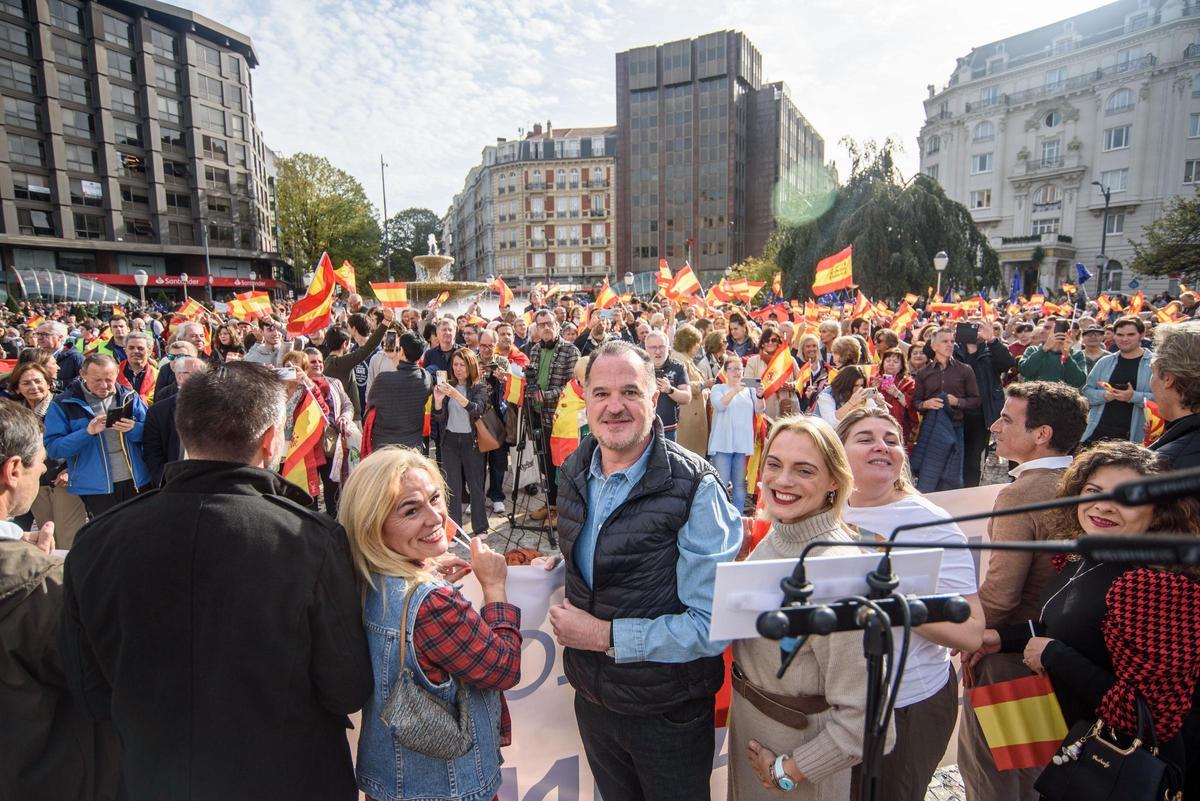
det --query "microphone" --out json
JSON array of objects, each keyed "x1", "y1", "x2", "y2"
[
  {"x1": 1111, "y1": 466, "x2": 1200, "y2": 506},
  {"x1": 758, "y1": 594, "x2": 971, "y2": 640}
]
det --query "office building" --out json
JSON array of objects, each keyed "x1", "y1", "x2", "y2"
[
  {"x1": 919, "y1": 0, "x2": 1200, "y2": 295},
  {"x1": 615, "y1": 30, "x2": 825, "y2": 284},
  {"x1": 0, "y1": 0, "x2": 286, "y2": 300}
]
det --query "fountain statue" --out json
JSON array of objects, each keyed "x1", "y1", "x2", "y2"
[{"x1": 407, "y1": 233, "x2": 489, "y2": 303}]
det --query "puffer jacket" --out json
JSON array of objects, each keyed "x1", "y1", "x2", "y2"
[
  {"x1": 0, "y1": 539, "x2": 119, "y2": 800},
  {"x1": 44, "y1": 381, "x2": 150, "y2": 495}
]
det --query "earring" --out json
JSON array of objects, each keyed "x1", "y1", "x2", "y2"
[{"x1": 826, "y1": 490, "x2": 836, "y2": 506}]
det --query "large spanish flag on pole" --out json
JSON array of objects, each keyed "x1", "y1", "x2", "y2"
[
  {"x1": 370, "y1": 281, "x2": 409, "y2": 308},
  {"x1": 491, "y1": 276, "x2": 514, "y2": 307},
  {"x1": 760, "y1": 345, "x2": 796, "y2": 398},
  {"x1": 288, "y1": 252, "x2": 337, "y2": 336},
  {"x1": 229, "y1": 291, "x2": 272, "y2": 321},
  {"x1": 812, "y1": 245, "x2": 854, "y2": 296},
  {"x1": 667, "y1": 262, "x2": 702, "y2": 298},
  {"x1": 282, "y1": 390, "x2": 326, "y2": 498}
]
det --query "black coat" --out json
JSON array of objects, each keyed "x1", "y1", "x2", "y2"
[
  {"x1": 60, "y1": 460, "x2": 373, "y2": 801},
  {"x1": 955, "y1": 340, "x2": 1015, "y2": 427},
  {"x1": 1150, "y1": 413, "x2": 1200, "y2": 470},
  {"x1": 55, "y1": 346, "x2": 84, "y2": 388},
  {"x1": 141, "y1": 388, "x2": 181, "y2": 485}
]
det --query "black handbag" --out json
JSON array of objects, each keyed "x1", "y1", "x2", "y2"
[{"x1": 1035, "y1": 694, "x2": 1182, "y2": 801}]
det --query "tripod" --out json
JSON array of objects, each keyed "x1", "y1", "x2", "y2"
[{"x1": 502, "y1": 402, "x2": 556, "y2": 550}]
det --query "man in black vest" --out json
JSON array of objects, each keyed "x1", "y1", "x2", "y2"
[{"x1": 547, "y1": 340, "x2": 742, "y2": 801}]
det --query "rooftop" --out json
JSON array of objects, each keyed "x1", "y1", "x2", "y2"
[
  {"x1": 99, "y1": 0, "x2": 259, "y2": 66},
  {"x1": 523, "y1": 125, "x2": 617, "y2": 140}
]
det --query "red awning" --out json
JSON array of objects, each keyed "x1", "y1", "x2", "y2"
[{"x1": 80, "y1": 273, "x2": 280, "y2": 289}]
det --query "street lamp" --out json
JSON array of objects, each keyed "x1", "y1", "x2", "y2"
[
  {"x1": 624, "y1": 271, "x2": 635, "y2": 297},
  {"x1": 133, "y1": 269, "x2": 148, "y2": 307},
  {"x1": 1092, "y1": 181, "x2": 1112, "y2": 293},
  {"x1": 933, "y1": 250, "x2": 949, "y2": 298},
  {"x1": 179, "y1": 272, "x2": 189, "y2": 302}
]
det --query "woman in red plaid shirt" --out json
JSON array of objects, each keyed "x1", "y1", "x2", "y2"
[{"x1": 339, "y1": 447, "x2": 522, "y2": 801}]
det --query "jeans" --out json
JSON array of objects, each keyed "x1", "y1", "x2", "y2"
[
  {"x1": 440, "y1": 431, "x2": 489, "y2": 536},
  {"x1": 486, "y1": 447, "x2": 508, "y2": 503},
  {"x1": 710, "y1": 452, "x2": 747, "y2": 514},
  {"x1": 574, "y1": 693, "x2": 714, "y2": 801},
  {"x1": 81, "y1": 479, "x2": 141, "y2": 520}
]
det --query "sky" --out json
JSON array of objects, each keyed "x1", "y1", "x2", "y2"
[{"x1": 181, "y1": 0, "x2": 1110, "y2": 217}]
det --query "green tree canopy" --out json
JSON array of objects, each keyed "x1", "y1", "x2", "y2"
[
  {"x1": 773, "y1": 139, "x2": 1001, "y2": 301},
  {"x1": 383, "y1": 208, "x2": 443, "y2": 281},
  {"x1": 275, "y1": 153, "x2": 382, "y2": 285},
  {"x1": 1131, "y1": 187, "x2": 1200, "y2": 281}
]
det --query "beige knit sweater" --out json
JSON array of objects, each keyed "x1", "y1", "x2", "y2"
[{"x1": 729, "y1": 509, "x2": 895, "y2": 801}]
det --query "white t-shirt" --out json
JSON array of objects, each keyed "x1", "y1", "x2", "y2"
[{"x1": 843, "y1": 494, "x2": 978, "y2": 708}]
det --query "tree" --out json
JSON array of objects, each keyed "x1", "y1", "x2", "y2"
[
  {"x1": 383, "y1": 208, "x2": 443, "y2": 281},
  {"x1": 772, "y1": 138, "x2": 1001, "y2": 301},
  {"x1": 1131, "y1": 187, "x2": 1200, "y2": 281},
  {"x1": 274, "y1": 153, "x2": 382, "y2": 285}
]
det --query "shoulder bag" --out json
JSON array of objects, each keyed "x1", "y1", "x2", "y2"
[{"x1": 379, "y1": 584, "x2": 475, "y2": 759}]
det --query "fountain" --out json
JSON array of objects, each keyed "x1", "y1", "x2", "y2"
[{"x1": 407, "y1": 234, "x2": 490, "y2": 303}]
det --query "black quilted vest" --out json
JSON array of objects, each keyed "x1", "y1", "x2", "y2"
[{"x1": 556, "y1": 427, "x2": 727, "y2": 715}]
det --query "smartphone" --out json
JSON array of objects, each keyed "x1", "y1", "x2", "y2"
[
  {"x1": 105, "y1": 398, "x2": 133, "y2": 427},
  {"x1": 742, "y1": 377, "x2": 762, "y2": 389},
  {"x1": 599, "y1": 309, "x2": 615, "y2": 320},
  {"x1": 655, "y1": 368, "x2": 667, "y2": 380},
  {"x1": 274, "y1": 366, "x2": 297, "y2": 381},
  {"x1": 954, "y1": 322, "x2": 980, "y2": 345},
  {"x1": 880, "y1": 374, "x2": 895, "y2": 387},
  {"x1": 436, "y1": 370, "x2": 448, "y2": 385},
  {"x1": 1054, "y1": 319, "x2": 1070, "y2": 334},
  {"x1": 384, "y1": 330, "x2": 399, "y2": 351}
]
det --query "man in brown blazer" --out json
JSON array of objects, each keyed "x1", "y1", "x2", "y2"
[{"x1": 957, "y1": 380, "x2": 1088, "y2": 801}]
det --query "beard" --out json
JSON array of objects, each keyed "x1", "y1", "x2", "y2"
[{"x1": 592, "y1": 413, "x2": 652, "y2": 453}]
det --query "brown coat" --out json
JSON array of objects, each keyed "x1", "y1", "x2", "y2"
[
  {"x1": 672, "y1": 351, "x2": 709, "y2": 457},
  {"x1": 979, "y1": 466, "x2": 1067, "y2": 626}
]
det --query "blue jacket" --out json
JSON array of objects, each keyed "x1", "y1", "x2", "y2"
[
  {"x1": 1082, "y1": 350, "x2": 1154, "y2": 442},
  {"x1": 44, "y1": 381, "x2": 149, "y2": 496},
  {"x1": 911, "y1": 405, "x2": 962, "y2": 492}
]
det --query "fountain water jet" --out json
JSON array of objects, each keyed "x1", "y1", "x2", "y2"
[{"x1": 406, "y1": 234, "x2": 489, "y2": 303}]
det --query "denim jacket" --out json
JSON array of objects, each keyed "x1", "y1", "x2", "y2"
[
  {"x1": 357, "y1": 576, "x2": 503, "y2": 801},
  {"x1": 1082, "y1": 350, "x2": 1154, "y2": 442}
]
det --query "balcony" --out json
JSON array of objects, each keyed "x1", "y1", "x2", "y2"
[
  {"x1": 1186, "y1": 43, "x2": 1200, "y2": 59},
  {"x1": 528, "y1": 239, "x2": 547, "y2": 249},
  {"x1": 973, "y1": 55, "x2": 1160, "y2": 112},
  {"x1": 1009, "y1": 152, "x2": 1086, "y2": 180},
  {"x1": 498, "y1": 186, "x2": 506, "y2": 195},
  {"x1": 528, "y1": 210, "x2": 546, "y2": 221},
  {"x1": 569, "y1": 238, "x2": 580, "y2": 247},
  {"x1": 568, "y1": 209, "x2": 580, "y2": 218},
  {"x1": 927, "y1": 109, "x2": 952, "y2": 122},
  {"x1": 555, "y1": 182, "x2": 566, "y2": 190},
  {"x1": 526, "y1": 182, "x2": 545, "y2": 191},
  {"x1": 584, "y1": 179, "x2": 610, "y2": 188},
  {"x1": 1032, "y1": 200, "x2": 1063, "y2": 212},
  {"x1": 589, "y1": 236, "x2": 607, "y2": 247},
  {"x1": 568, "y1": 182, "x2": 580, "y2": 190},
  {"x1": 589, "y1": 207, "x2": 608, "y2": 218}
]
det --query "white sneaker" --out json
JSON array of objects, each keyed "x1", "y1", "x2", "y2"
[{"x1": 492, "y1": 500, "x2": 506, "y2": 515}]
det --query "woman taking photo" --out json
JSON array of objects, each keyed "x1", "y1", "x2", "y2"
[
  {"x1": 211, "y1": 322, "x2": 245, "y2": 364},
  {"x1": 431, "y1": 347, "x2": 490, "y2": 538},
  {"x1": 746, "y1": 328, "x2": 799, "y2": 419},
  {"x1": 708, "y1": 354, "x2": 765, "y2": 514},
  {"x1": 972, "y1": 442, "x2": 1200, "y2": 797},
  {"x1": 816, "y1": 365, "x2": 875, "y2": 427},
  {"x1": 796, "y1": 333, "x2": 831, "y2": 415},
  {"x1": 703, "y1": 330, "x2": 728, "y2": 386},
  {"x1": 837, "y1": 407, "x2": 984, "y2": 801},
  {"x1": 730, "y1": 416, "x2": 891, "y2": 800},
  {"x1": 870, "y1": 348, "x2": 917, "y2": 446},
  {"x1": 339, "y1": 447, "x2": 521, "y2": 801}
]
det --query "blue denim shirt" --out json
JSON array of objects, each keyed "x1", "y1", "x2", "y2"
[{"x1": 573, "y1": 442, "x2": 742, "y2": 664}]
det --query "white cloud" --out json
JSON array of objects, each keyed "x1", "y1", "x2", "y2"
[{"x1": 180, "y1": 0, "x2": 1109, "y2": 217}]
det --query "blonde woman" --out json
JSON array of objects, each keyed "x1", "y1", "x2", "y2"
[
  {"x1": 730, "y1": 416, "x2": 893, "y2": 800},
  {"x1": 339, "y1": 447, "x2": 521, "y2": 801}
]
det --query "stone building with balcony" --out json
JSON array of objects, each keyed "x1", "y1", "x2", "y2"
[
  {"x1": 919, "y1": 0, "x2": 1200, "y2": 297},
  {"x1": 442, "y1": 122, "x2": 616, "y2": 292}
]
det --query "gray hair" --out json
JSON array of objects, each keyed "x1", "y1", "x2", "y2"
[
  {"x1": 38, "y1": 320, "x2": 68, "y2": 337},
  {"x1": 1152, "y1": 320, "x2": 1200, "y2": 413},
  {"x1": 175, "y1": 321, "x2": 205, "y2": 340},
  {"x1": 0, "y1": 399, "x2": 42, "y2": 467},
  {"x1": 124, "y1": 330, "x2": 155, "y2": 349},
  {"x1": 584, "y1": 340, "x2": 655, "y2": 392},
  {"x1": 171, "y1": 356, "x2": 209, "y2": 376}
]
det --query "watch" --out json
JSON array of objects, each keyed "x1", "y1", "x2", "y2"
[
  {"x1": 772, "y1": 754, "x2": 797, "y2": 792},
  {"x1": 605, "y1": 623, "x2": 616, "y2": 659}
]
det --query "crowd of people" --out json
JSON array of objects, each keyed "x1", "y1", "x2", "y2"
[{"x1": 1, "y1": 277, "x2": 1199, "y2": 801}]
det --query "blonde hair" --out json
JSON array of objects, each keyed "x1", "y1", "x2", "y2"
[
  {"x1": 337, "y1": 446, "x2": 444, "y2": 589},
  {"x1": 835, "y1": 407, "x2": 917, "y2": 495},
  {"x1": 762, "y1": 415, "x2": 854, "y2": 520}
]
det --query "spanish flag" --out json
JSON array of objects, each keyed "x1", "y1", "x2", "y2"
[
  {"x1": 334, "y1": 259, "x2": 357, "y2": 294},
  {"x1": 1026, "y1": 294, "x2": 1045, "y2": 308},
  {"x1": 85, "y1": 327, "x2": 114, "y2": 355},
  {"x1": 760, "y1": 345, "x2": 796, "y2": 398},
  {"x1": 435, "y1": 291, "x2": 451, "y2": 305},
  {"x1": 282, "y1": 389, "x2": 325, "y2": 498},
  {"x1": 852, "y1": 290, "x2": 871, "y2": 319},
  {"x1": 370, "y1": 281, "x2": 409, "y2": 308},
  {"x1": 423, "y1": 397, "x2": 432, "y2": 437},
  {"x1": 666, "y1": 262, "x2": 702, "y2": 298},
  {"x1": 890, "y1": 302, "x2": 915, "y2": 334},
  {"x1": 178, "y1": 297, "x2": 206, "y2": 319},
  {"x1": 656, "y1": 258, "x2": 673, "y2": 287},
  {"x1": 25, "y1": 314, "x2": 45, "y2": 328},
  {"x1": 1130, "y1": 291, "x2": 1144, "y2": 315},
  {"x1": 550, "y1": 378, "x2": 587, "y2": 466},
  {"x1": 772, "y1": 272, "x2": 782, "y2": 297},
  {"x1": 0, "y1": 359, "x2": 18, "y2": 379},
  {"x1": 1060, "y1": 281, "x2": 1076, "y2": 294},
  {"x1": 288, "y1": 252, "x2": 337, "y2": 336},
  {"x1": 491, "y1": 276, "x2": 514, "y2": 307},
  {"x1": 1145, "y1": 399, "x2": 1165, "y2": 446},
  {"x1": 745, "y1": 414, "x2": 771, "y2": 496},
  {"x1": 904, "y1": 293, "x2": 919, "y2": 305},
  {"x1": 812, "y1": 245, "x2": 853, "y2": 296},
  {"x1": 111, "y1": 304, "x2": 127, "y2": 318},
  {"x1": 229, "y1": 291, "x2": 272, "y2": 321},
  {"x1": 707, "y1": 280, "x2": 733, "y2": 305},
  {"x1": 968, "y1": 673, "x2": 1068, "y2": 771},
  {"x1": 1097, "y1": 295, "x2": 1113, "y2": 316},
  {"x1": 595, "y1": 278, "x2": 618, "y2": 309},
  {"x1": 505, "y1": 367, "x2": 526, "y2": 407},
  {"x1": 734, "y1": 281, "x2": 765, "y2": 305}
]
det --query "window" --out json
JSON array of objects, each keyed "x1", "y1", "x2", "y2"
[
  {"x1": 926, "y1": 135, "x2": 940, "y2": 155},
  {"x1": 157, "y1": 96, "x2": 181, "y2": 124},
  {"x1": 124, "y1": 217, "x2": 155, "y2": 242},
  {"x1": 1186, "y1": 160, "x2": 1200, "y2": 184},
  {"x1": 58, "y1": 73, "x2": 90, "y2": 105},
  {"x1": 60, "y1": 108, "x2": 93, "y2": 139},
  {"x1": 0, "y1": 20, "x2": 29, "y2": 55},
  {"x1": 111, "y1": 85, "x2": 137, "y2": 115},
  {"x1": 1041, "y1": 139, "x2": 1061, "y2": 167},
  {"x1": 1033, "y1": 184, "x2": 1060, "y2": 208},
  {"x1": 556, "y1": 168, "x2": 565, "y2": 189},
  {"x1": 228, "y1": 86, "x2": 242, "y2": 111},
  {"x1": 973, "y1": 121, "x2": 994, "y2": 141},
  {"x1": 17, "y1": 208, "x2": 54, "y2": 236},
  {"x1": 197, "y1": 42, "x2": 221, "y2": 72},
  {"x1": 167, "y1": 220, "x2": 193, "y2": 244},
  {"x1": 9, "y1": 134, "x2": 43, "y2": 166},
  {"x1": 1045, "y1": 67, "x2": 1067, "y2": 91},
  {"x1": 593, "y1": 250, "x2": 607, "y2": 267},
  {"x1": 0, "y1": 0, "x2": 22, "y2": 19},
  {"x1": 107, "y1": 49, "x2": 135, "y2": 80},
  {"x1": 232, "y1": 143, "x2": 247, "y2": 167},
  {"x1": 1100, "y1": 168, "x2": 1129, "y2": 192},
  {"x1": 1104, "y1": 125, "x2": 1131, "y2": 151},
  {"x1": 149, "y1": 28, "x2": 176, "y2": 60},
  {"x1": 1116, "y1": 46, "x2": 1141, "y2": 72},
  {"x1": 569, "y1": 168, "x2": 579, "y2": 188},
  {"x1": 979, "y1": 85, "x2": 1000, "y2": 106},
  {"x1": 969, "y1": 189, "x2": 992, "y2": 209},
  {"x1": 1190, "y1": 113, "x2": 1200, "y2": 139},
  {"x1": 117, "y1": 152, "x2": 144, "y2": 177},
  {"x1": 0, "y1": 58, "x2": 35, "y2": 92},
  {"x1": 1030, "y1": 217, "x2": 1060, "y2": 235},
  {"x1": 103, "y1": 14, "x2": 130, "y2": 47},
  {"x1": 1194, "y1": 75, "x2": 1200, "y2": 98},
  {"x1": 196, "y1": 74, "x2": 222, "y2": 103},
  {"x1": 971, "y1": 152, "x2": 993, "y2": 174},
  {"x1": 160, "y1": 126, "x2": 185, "y2": 150},
  {"x1": 200, "y1": 105, "x2": 225, "y2": 133},
  {"x1": 73, "y1": 213, "x2": 104, "y2": 239},
  {"x1": 591, "y1": 135, "x2": 605, "y2": 156},
  {"x1": 113, "y1": 119, "x2": 141, "y2": 147},
  {"x1": 165, "y1": 191, "x2": 189, "y2": 211},
  {"x1": 202, "y1": 135, "x2": 227, "y2": 161},
  {"x1": 926, "y1": 164, "x2": 939, "y2": 180},
  {"x1": 3, "y1": 96, "x2": 37, "y2": 129},
  {"x1": 48, "y1": 0, "x2": 80, "y2": 34},
  {"x1": 1105, "y1": 212, "x2": 1125, "y2": 236},
  {"x1": 204, "y1": 165, "x2": 229, "y2": 189},
  {"x1": 207, "y1": 194, "x2": 229, "y2": 215},
  {"x1": 69, "y1": 178, "x2": 102, "y2": 206},
  {"x1": 163, "y1": 159, "x2": 189, "y2": 180},
  {"x1": 1106, "y1": 89, "x2": 1135, "y2": 114},
  {"x1": 154, "y1": 63, "x2": 179, "y2": 92},
  {"x1": 225, "y1": 54, "x2": 241, "y2": 81},
  {"x1": 207, "y1": 223, "x2": 232, "y2": 246},
  {"x1": 230, "y1": 115, "x2": 245, "y2": 140},
  {"x1": 12, "y1": 171, "x2": 50, "y2": 201},
  {"x1": 1043, "y1": 110, "x2": 1062, "y2": 128}
]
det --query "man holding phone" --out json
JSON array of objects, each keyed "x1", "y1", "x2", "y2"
[
  {"x1": 44, "y1": 354, "x2": 150, "y2": 519},
  {"x1": 1017, "y1": 318, "x2": 1086, "y2": 388},
  {"x1": 1081, "y1": 316, "x2": 1155, "y2": 444}
]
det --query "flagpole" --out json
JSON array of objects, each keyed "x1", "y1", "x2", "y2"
[{"x1": 381, "y1": 155, "x2": 392, "y2": 282}]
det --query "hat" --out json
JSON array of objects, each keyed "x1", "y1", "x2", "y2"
[{"x1": 1083, "y1": 326, "x2": 1104, "y2": 334}]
